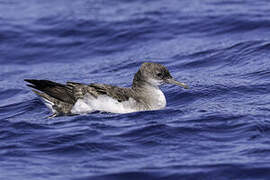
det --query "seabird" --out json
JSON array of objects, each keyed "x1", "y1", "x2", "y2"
[{"x1": 25, "y1": 62, "x2": 188, "y2": 117}]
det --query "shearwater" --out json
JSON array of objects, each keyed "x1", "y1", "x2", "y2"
[{"x1": 25, "y1": 62, "x2": 188, "y2": 117}]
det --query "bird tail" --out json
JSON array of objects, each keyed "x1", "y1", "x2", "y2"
[
  {"x1": 24, "y1": 79, "x2": 75, "y2": 104},
  {"x1": 25, "y1": 79, "x2": 74, "y2": 116}
]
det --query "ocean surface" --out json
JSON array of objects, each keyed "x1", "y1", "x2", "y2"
[{"x1": 1, "y1": 0, "x2": 270, "y2": 179}]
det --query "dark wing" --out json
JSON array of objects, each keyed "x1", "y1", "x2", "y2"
[
  {"x1": 25, "y1": 79, "x2": 76, "y2": 104},
  {"x1": 87, "y1": 83, "x2": 131, "y2": 102},
  {"x1": 25, "y1": 79, "x2": 132, "y2": 103}
]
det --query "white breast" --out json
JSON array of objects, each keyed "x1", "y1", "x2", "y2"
[{"x1": 145, "y1": 86, "x2": 167, "y2": 110}]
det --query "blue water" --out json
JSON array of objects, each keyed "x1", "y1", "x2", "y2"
[{"x1": 1, "y1": 0, "x2": 270, "y2": 179}]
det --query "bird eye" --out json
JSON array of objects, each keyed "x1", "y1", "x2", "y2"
[{"x1": 156, "y1": 72, "x2": 162, "y2": 77}]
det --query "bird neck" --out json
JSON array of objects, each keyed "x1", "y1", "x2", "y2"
[
  {"x1": 132, "y1": 70, "x2": 156, "y2": 89},
  {"x1": 132, "y1": 70, "x2": 144, "y2": 89},
  {"x1": 132, "y1": 70, "x2": 166, "y2": 110}
]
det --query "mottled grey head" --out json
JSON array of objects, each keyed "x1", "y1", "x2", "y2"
[{"x1": 133, "y1": 62, "x2": 188, "y2": 89}]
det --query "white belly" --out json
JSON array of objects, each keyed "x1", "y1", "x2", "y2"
[
  {"x1": 70, "y1": 94, "x2": 139, "y2": 114},
  {"x1": 70, "y1": 86, "x2": 167, "y2": 114}
]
